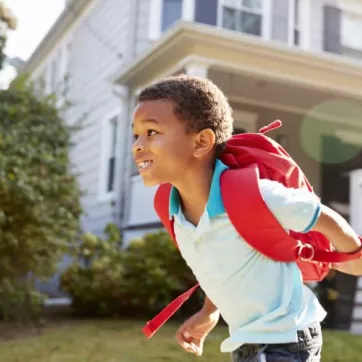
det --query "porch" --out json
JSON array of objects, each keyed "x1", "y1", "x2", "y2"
[{"x1": 113, "y1": 21, "x2": 362, "y2": 331}]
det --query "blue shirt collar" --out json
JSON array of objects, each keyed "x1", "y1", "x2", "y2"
[{"x1": 169, "y1": 159, "x2": 229, "y2": 219}]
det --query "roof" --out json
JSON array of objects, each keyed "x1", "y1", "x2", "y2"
[{"x1": 112, "y1": 21, "x2": 362, "y2": 100}]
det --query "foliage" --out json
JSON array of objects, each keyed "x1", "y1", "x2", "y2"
[
  {"x1": 313, "y1": 270, "x2": 339, "y2": 328},
  {"x1": 0, "y1": 2, "x2": 17, "y2": 70},
  {"x1": 61, "y1": 224, "x2": 125, "y2": 317},
  {"x1": 120, "y1": 230, "x2": 202, "y2": 316},
  {"x1": 61, "y1": 225, "x2": 203, "y2": 318},
  {"x1": 0, "y1": 277, "x2": 45, "y2": 323},
  {"x1": 0, "y1": 83, "x2": 82, "y2": 321}
]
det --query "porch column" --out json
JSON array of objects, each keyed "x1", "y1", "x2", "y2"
[
  {"x1": 350, "y1": 169, "x2": 362, "y2": 235},
  {"x1": 349, "y1": 169, "x2": 362, "y2": 334},
  {"x1": 185, "y1": 62, "x2": 209, "y2": 78}
]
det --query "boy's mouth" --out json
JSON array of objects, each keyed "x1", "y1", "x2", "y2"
[{"x1": 138, "y1": 160, "x2": 153, "y2": 173}]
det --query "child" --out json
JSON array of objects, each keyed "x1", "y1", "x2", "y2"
[{"x1": 131, "y1": 75, "x2": 362, "y2": 362}]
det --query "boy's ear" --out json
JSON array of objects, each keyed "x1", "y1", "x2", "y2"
[{"x1": 193, "y1": 129, "x2": 216, "y2": 158}]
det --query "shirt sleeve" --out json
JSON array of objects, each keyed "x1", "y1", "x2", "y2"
[{"x1": 258, "y1": 179, "x2": 321, "y2": 233}]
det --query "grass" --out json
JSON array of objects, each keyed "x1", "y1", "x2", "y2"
[{"x1": 0, "y1": 319, "x2": 361, "y2": 361}]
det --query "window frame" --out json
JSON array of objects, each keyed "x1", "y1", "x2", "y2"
[
  {"x1": 218, "y1": 0, "x2": 267, "y2": 39},
  {"x1": 161, "y1": 0, "x2": 184, "y2": 32},
  {"x1": 131, "y1": 150, "x2": 139, "y2": 177},
  {"x1": 149, "y1": 0, "x2": 194, "y2": 41},
  {"x1": 149, "y1": 0, "x2": 309, "y2": 49},
  {"x1": 217, "y1": 0, "x2": 309, "y2": 48},
  {"x1": 340, "y1": 10, "x2": 362, "y2": 57},
  {"x1": 43, "y1": 36, "x2": 72, "y2": 98},
  {"x1": 98, "y1": 109, "x2": 121, "y2": 202},
  {"x1": 289, "y1": 0, "x2": 301, "y2": 46}
]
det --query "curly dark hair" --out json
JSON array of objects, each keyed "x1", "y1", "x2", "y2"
[{"x1": 138, "y1": 75, "x2": 234, "y2": 156}]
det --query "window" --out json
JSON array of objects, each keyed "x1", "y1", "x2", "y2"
[
  {"x1": 221, "y1": 0, "x2": 263, "y2": 37},
  {"x1": 46, "y1": 38, "x2": 71, "y2": 97},
  {"x1": 99, "y1": 111, "x2": 120, "y2": 200},
  {"x1": 107, "y1": 116, "x2": 118, "y2": 193},
  {"x1": 341, "y1": 12, "x2": 362, "y2": 59},
  {"x1": 50, "y1": 57, "x2": 58, "y2": 93},
  {"x1": 148, "y1": 0, "x2": 185, "y2": 41},
  {"x1": 60, "y1": 40, "x2": 71, "y2": 89},
  {"x1": 292, "y1": 0, "x2": 300, "y2": 46},
  {"x1": 162, "y1": 0, "x2": 183, "y2": 31},
  {"x1": 132, "y1": 157, "x2": 139, "y2": 176}
]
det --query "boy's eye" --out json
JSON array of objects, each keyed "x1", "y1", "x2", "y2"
[
  {"x1": 147, "y1": 129, "x2": 158, "y2": 136},
  {"x1": 133, "y1": 130, "x2": 157, "y2": 141}
]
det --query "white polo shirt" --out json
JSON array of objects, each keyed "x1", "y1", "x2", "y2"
[{"x1": 169, "y1": 159, "x2": 326, "y2": 353}]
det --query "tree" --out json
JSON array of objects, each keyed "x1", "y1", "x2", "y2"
[
  {"x1": 0, "y1": 3, "x2": 82, "y2": 320},
  {"x1": 0, "y1": 80, "x2": 83, "y2": 321},
  {"x1": 0, "y1": 1, "x2": 17, "y2": 70}
]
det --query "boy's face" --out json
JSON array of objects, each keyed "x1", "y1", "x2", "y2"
[{"x1": 132, "y1": 100, "x2": 196, "y2": 186}]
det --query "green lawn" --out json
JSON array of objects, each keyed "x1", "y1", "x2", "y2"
[{"x1": 0, "y1": 320, "x2": 361, "y2": 361}]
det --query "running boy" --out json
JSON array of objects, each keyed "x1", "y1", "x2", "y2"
[{"x1": 131, "y1": 75, "x2": 362, "y2": 362}]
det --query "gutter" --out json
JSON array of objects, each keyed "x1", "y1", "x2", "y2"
[{"x1": 111, "y1": 21, "x2": 362, "y2": 88}]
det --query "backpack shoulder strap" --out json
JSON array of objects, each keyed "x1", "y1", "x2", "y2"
[
  {"x1": 154, "y1": 183, "x2": 177, "y2": 244},
  {"x1": 220, "y1": 165, "x2": 362, "y2": 264},
  {"x1": 144, "y1": 184, "x2": 199, "y2": 339},
  {"x1": 220, "y1": 164, "x2": 300, "y2": 261}
]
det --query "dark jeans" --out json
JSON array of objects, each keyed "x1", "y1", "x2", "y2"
[{"x1": 231, "y1": 324, "x2": 322, "y2": 362}]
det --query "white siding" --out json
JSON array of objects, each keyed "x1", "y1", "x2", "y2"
[
  {"x1": 65, "y1": 0, "x2": 132, "y2": 235},
  {"x1": 128, "y1": 176, "x2": 159, "y2": 226},
  {"x1": 135, "y1": 0, "x2": 152, "y2": 55}
]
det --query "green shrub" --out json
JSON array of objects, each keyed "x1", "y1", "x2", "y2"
[
  {"x1": 0, "y1": 82, "x2": 82, "y2": 322},
  {"x1": 0, "y1": 278, "x2": 45, "y2": 323},
  {"x1": 61, "y1": 224, "x2": 124, "y2": 317},
  {"x1": 61, "y1": 225, "x2": 203, "y2": 318},
  {"x1": 120, "y1": 231, "x2": 202, "y2": 317}
]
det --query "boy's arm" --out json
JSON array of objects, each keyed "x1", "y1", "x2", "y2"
[
  {"x1": 312, "y1": 205, "x2": 362, "y2": 275},
  {"x1": 260, "y1": 180, "x2": 362, "y2": 275},
  {"x1": 201, "y1": 296, "x2": 219, "y2": 317},
  {"x1": 311, "y1": 204, "x2": 361, "y2": 253},
  {"x1": 176, "y1": 295, "x2": 219, "y2": 356}
]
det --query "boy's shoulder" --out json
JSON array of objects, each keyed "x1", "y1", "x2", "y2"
[{"x1": 257, "y1": 178, "x2": 316, "y2": 204}]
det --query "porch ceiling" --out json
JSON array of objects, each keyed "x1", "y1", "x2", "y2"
[
  {"x1": 208, "y1": 69, "x2": 356, "y2": 115},
  {"x1": 113, "y1": 21, "x2": 362, "y2": 101}
]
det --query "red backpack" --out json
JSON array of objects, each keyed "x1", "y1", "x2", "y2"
[{"x1": 142, "y1": 120, "x2": 362, "y2": 339}]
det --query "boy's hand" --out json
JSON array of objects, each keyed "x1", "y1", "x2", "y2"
[{"x1": 176, "y1": 309, "x2": 220, "y2": 356}]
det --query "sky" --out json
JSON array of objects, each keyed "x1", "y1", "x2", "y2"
[{"x1": 0, "y1": 0, "x2": 65, "y2": 87}]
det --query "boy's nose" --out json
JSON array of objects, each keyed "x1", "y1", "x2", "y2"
[{"x1": 132, "y1": 140, "x2": 145, "y2": 154}]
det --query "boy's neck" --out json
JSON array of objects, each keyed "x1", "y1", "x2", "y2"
[{"x1": 173, "y1": 161, "x2": 215, "y2": 227}]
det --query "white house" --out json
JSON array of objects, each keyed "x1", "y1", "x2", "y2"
[{"x1": 21, "y1": 0, "x2": 362, "y2": 331}]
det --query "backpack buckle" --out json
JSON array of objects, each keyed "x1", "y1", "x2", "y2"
[{"x1": 298, "y1": 243, "x2": 315, "y2": 262}]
